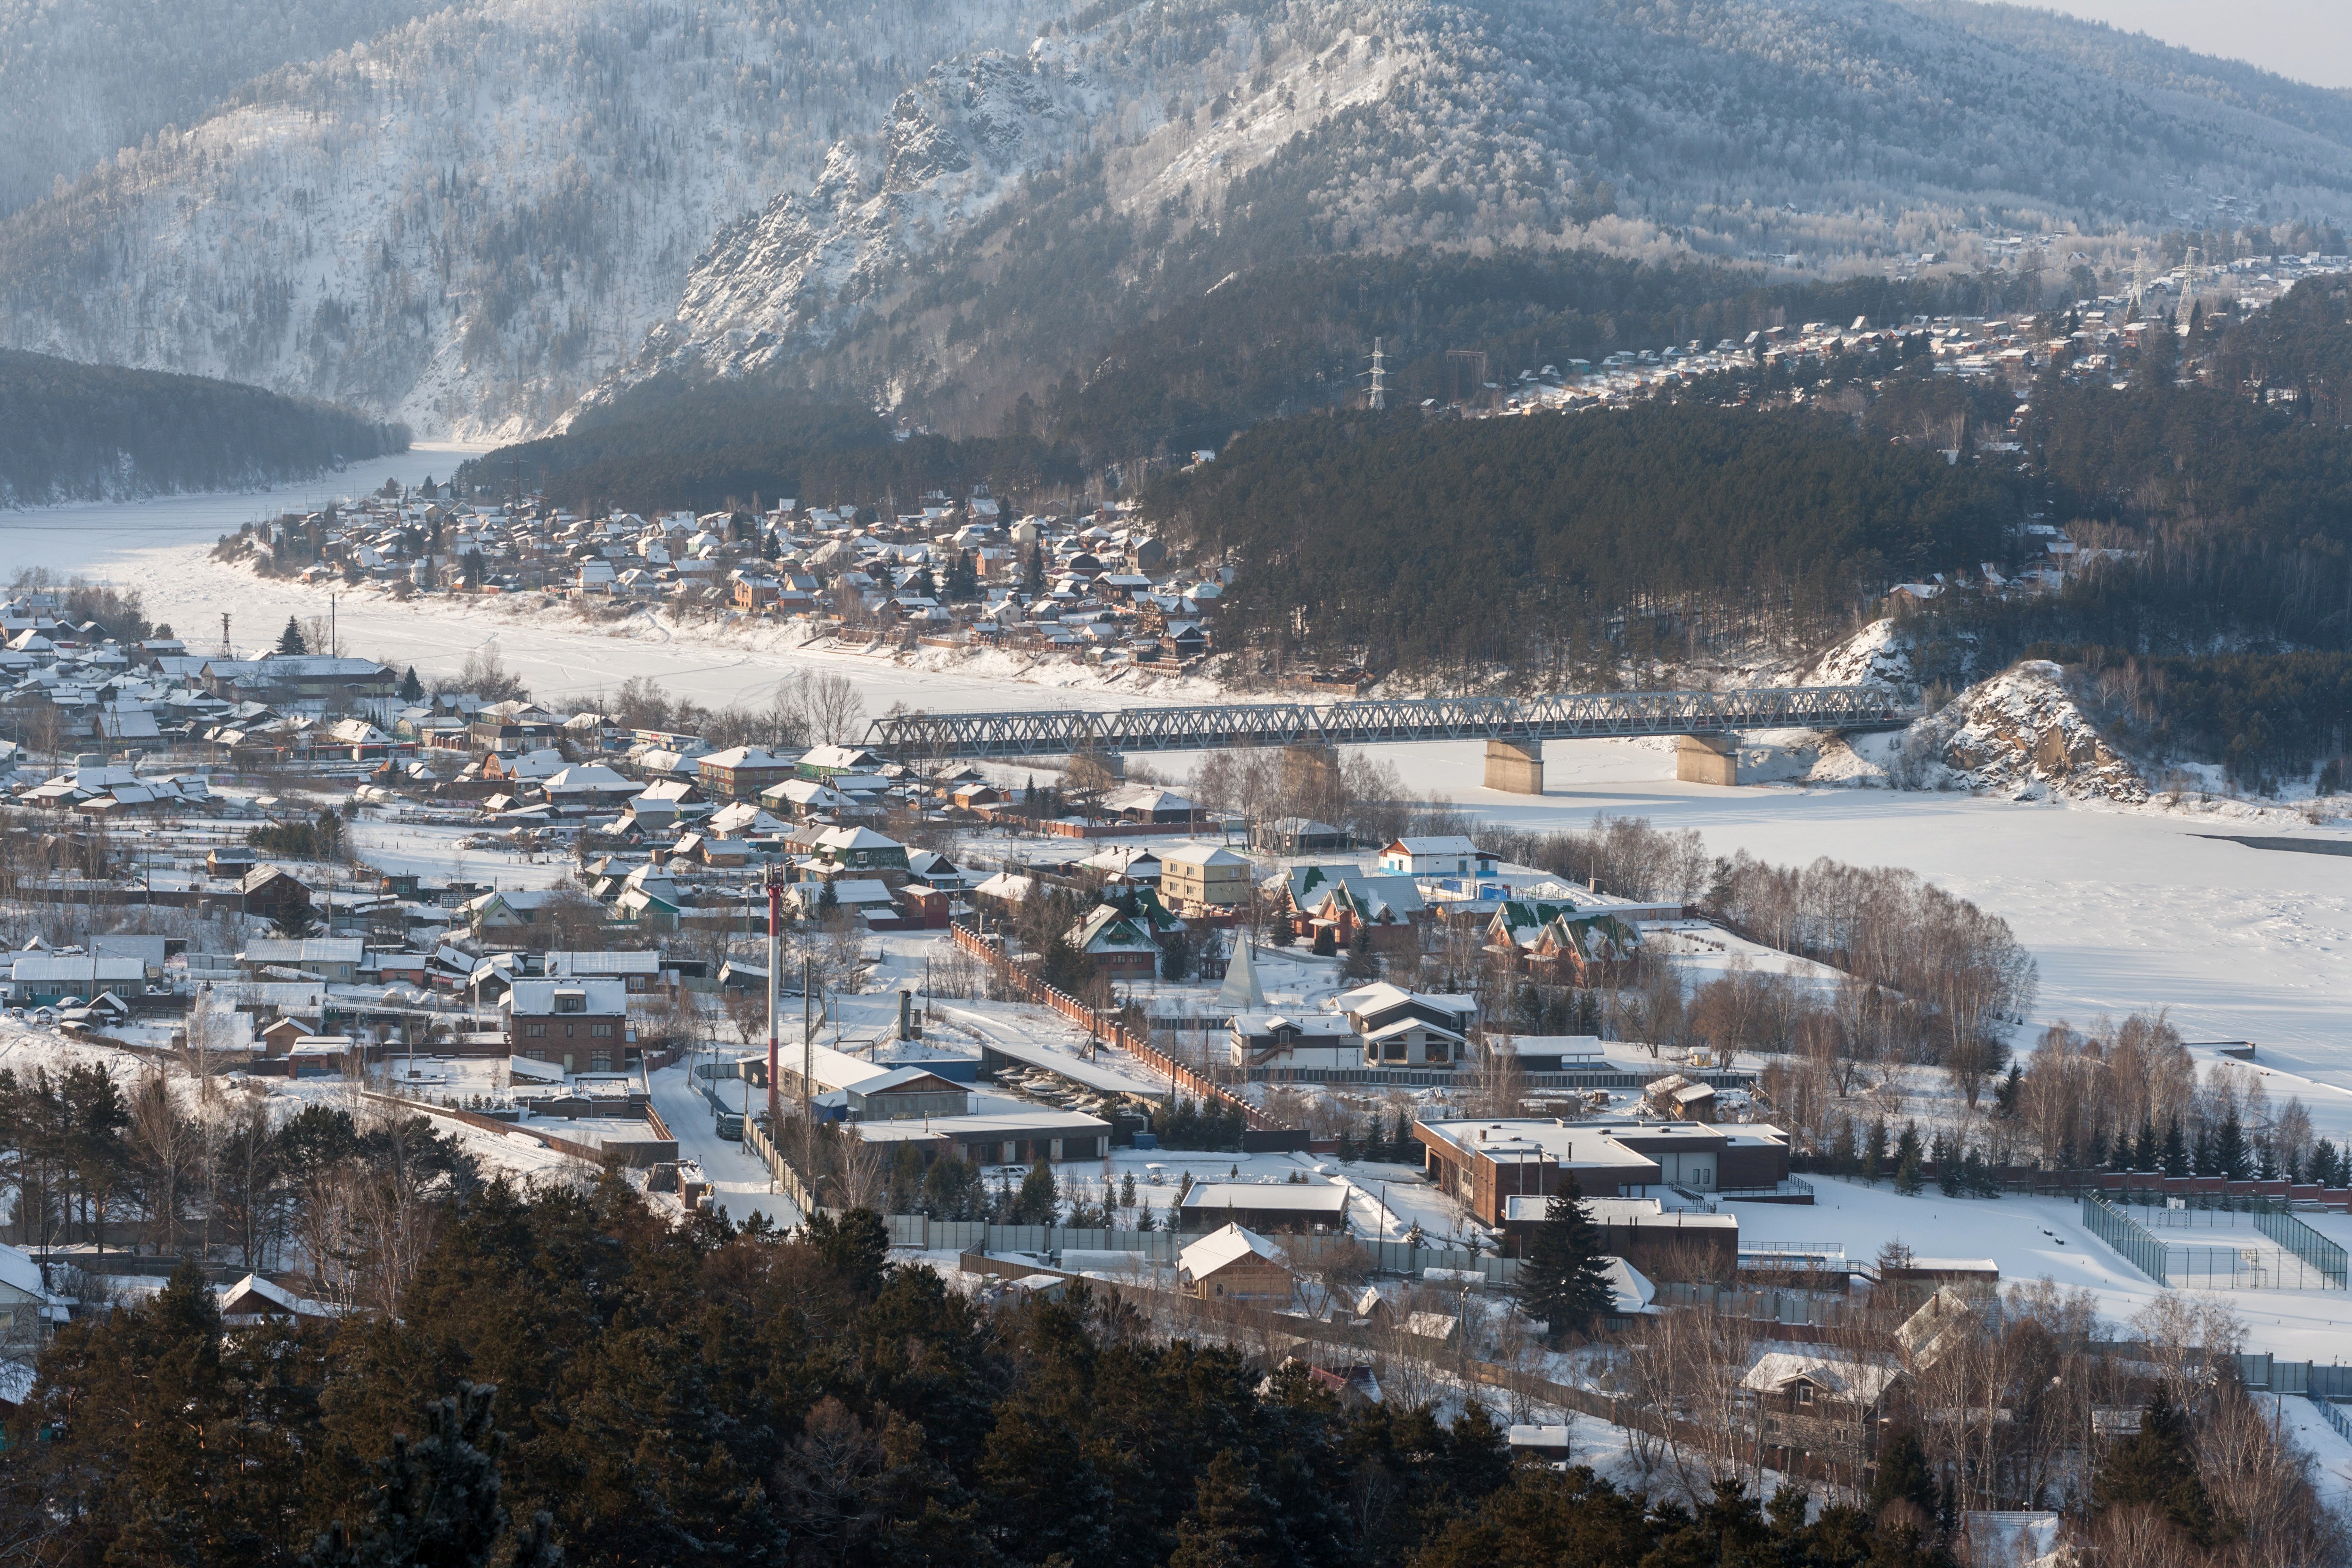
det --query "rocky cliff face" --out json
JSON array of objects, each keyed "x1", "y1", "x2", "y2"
[
  {"x1": 1907, "y1": 660, "x2": 2147, "y2": 803},
  {"x1": 589, "y1": 49, "x2": 1102, "y2": 405}
]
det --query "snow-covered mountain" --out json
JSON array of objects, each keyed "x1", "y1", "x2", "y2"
[
  {"x1": 596, "y1": 0, "x2": 2352, "y2": 428},
  {"x1": 0, "y1": 0, "x2": 1077, "y2": 439},
  {"x1": 0, "y1": 0, "x2": 443, "y2": 217},
  {"x1": 6, "y1": 0, "x2": 2352, "y2": 438}
]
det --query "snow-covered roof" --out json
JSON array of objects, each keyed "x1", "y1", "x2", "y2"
[
  {"x1": 1740, "y1": 1350, "x2": 1901, "y2": 1404},
  {"x1": 1178, "y1": 1222, "x2": 1291, "y2": 1281}
]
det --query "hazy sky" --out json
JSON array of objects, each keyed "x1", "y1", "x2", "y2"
[{"x1": 1994, "y1": 0, "x2": 2352, "y2": 90}]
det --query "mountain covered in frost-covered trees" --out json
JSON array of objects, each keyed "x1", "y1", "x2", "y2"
[{"x1": 2, "y1": 0, "x2": 2349, "y2": 438}]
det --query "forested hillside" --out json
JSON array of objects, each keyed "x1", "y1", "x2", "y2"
[
  {"x1": 462, "y1": 376, "x2": 1083, "y2": 514},
  {"x1": 0, "y1": 350, "x2": 408, "y2": 506},
  {"x1": 1145, "y1": 404, "x2": 2016, "y2": 676},
  {"x1": 0, "y1": 0, "x2": 438, "y2": 216}
]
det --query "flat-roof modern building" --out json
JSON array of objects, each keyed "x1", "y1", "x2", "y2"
[{"x1": 1415, "y1": 1116, "x2": 1791, "y2": 1227}]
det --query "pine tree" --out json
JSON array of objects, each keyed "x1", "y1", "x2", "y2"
[
  {"x1": 399, "y1": 666, "x2": 425, "y2": 702},
  {"x1": 304, "y1": 1384, "x2": 553, "y2": 1568},
  {"x1": 1894, "y1": 1123, "x2": 1926, "y2": 1195},
  {"x1": 277, "y1": 615, "x2": 308, "y2": 655},
  {"x1": 2093, "y1": 1387, "x2": 2219, "y2": 1546},
  {"x1": 1168, "y1": 1449, "x2": 1276, "y2": 1568},
  {"x1": 1519, "y1": 1174, "x2": 1616, "y2": 1342}
]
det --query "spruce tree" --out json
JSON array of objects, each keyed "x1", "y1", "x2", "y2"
[
  {"x1": 1519, "y1": 1174, "x2": 1616, "y2": 1342},
  {"x1": 1867, "y1": 1428, "x2": 1942, "y2": 1529},
  {"x1": 2163, "y1": 1117, "x2": 2190, "y2": 1177},
  {"x1": 2133, "y1": 1118, "x2": 2158, "y2": 1173},
  {"x1": 399, "y1": 667, "x2": 425, "y2": 702},
  {"x1": 2215, "y1": 1110, "x2": 2249, "y2": 1181},
  {"x1": 1014, "y1": 1160, "x2": 1059, "y2": 1226},
  {"x1": 278, "y1": 615, "x2": 308, "y2": 655},
  {"x1": 1993, "y1": 1062, "x2": 2023, "y2": 1118},
  {"x1": 2093, "y1": 1387, "x2": 2219, "y2": 1546},
  {"x1": 1894, "y1": 1122, "x2": 1926, "y2": 1195},
  {"x1": 1864, "y1": 1119, "x2": 1888, "y2": 1185}
]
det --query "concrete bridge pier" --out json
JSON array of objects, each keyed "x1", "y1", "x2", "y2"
[
  {"x1": 1674, "y1": 734, "x2": 1739, "y2": 786},
  {"x1": 1483, "y1": 739, "x2": 1545, "y2": 794}
]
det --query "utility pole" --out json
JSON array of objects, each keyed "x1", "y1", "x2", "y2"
[
  {"x1": 802, "y1": 953, "x2": 815, "y2": 1197},
  {"x1": 219, "y1": 613, "x2": 232, "y2": 658},
  {"x1": 765, "y1": 865, "x2": 782, "y2": 1131},
  {"x1": 328, "y1": 593, "x2": 336, "y2": 659}
]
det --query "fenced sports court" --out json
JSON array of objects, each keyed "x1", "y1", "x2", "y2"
[{"x1": 2082, "y1": 1194, "x2": 2348, "y2": 1290}]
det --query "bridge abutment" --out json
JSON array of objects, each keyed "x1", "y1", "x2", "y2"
[
  {"x1": 1484, "y1": 739, "x2": 1545, "y2": 794},
  {"x1": 1674, "y1": 734, "x2": 1739, "y2": 786}
]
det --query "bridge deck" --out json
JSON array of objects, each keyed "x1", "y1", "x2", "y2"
[{"x1": 867, "y1": 686, "x2": 1910, "y2": 760}]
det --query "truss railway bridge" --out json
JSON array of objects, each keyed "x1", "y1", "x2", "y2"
[{"x1": 866, "y1": 686, "x2": 1913, "y2": 793}]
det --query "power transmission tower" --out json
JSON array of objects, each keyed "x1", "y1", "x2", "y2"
[{"x1": 1363, "y1": 337, "x2": 1388, "y2": 411}]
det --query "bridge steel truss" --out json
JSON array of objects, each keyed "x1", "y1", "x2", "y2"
[{"x1": 865, "y1": 686, "x2": 1911, "y2": 760}]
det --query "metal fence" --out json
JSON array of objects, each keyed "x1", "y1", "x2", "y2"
[
  {"x1": 2085, "y1": 1194, "x2": 2343, "y2": 1289},
  {"x1": 2312, "y1": 1397, "x2": 2352, "y2": 1448},
  {"x1": 2082, "y1": 1194, "x2": 2169, "y2": 1281},
  {"x1": 2254, "y1": 1207, "x2": 2350, "y2": 1288}
]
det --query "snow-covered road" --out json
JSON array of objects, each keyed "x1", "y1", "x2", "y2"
[{"x1": 647, "y1": 1062, "x2": 802, "y2": 1231}]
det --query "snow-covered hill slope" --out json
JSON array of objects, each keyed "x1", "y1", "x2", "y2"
[
  {"x1": 9, "y1": 0, "x2": 2352, "y2": 436},
  {"x1": 0, "y1": 0, "x2": 1075, "y2": 439},
  {"x1": 1806, "y1": 618, "x2": 1914, "y2": 687}
]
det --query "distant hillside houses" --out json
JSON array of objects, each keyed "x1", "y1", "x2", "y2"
[{"x1": 214, "y1": 486, "x2": 1232, "y2": 674}]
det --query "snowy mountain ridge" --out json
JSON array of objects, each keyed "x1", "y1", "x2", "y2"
[{"x1": 8, "y1": 0, "x2": 2352, "y2": 435}]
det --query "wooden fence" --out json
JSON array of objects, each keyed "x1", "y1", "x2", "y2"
[{"x1": 948, "y1": 920, "x2": 1286, "y2": 1134}]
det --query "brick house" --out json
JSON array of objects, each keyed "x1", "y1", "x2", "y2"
[{"x1": 504, "y1": 978, "x2": 635, "y2": 1073}]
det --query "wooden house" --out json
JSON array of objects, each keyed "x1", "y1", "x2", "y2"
[{"x1": 1177, "y1": 1223, "x2": 1295, "y2": 1304}]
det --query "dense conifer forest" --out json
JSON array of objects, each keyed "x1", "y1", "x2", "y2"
[
  {"x1": 1147, "y1": 404, "x2": 2015, "y2": 675},
  {"x1": 0, "y1": 350, "x2": 408, "y2": 506},
  {"x1": 466, "y1": 378, "x2": 1084, "y2": 515},
  {"x1": 5, "y1": 1174, "x2": 1980, "y2": 1568}
]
